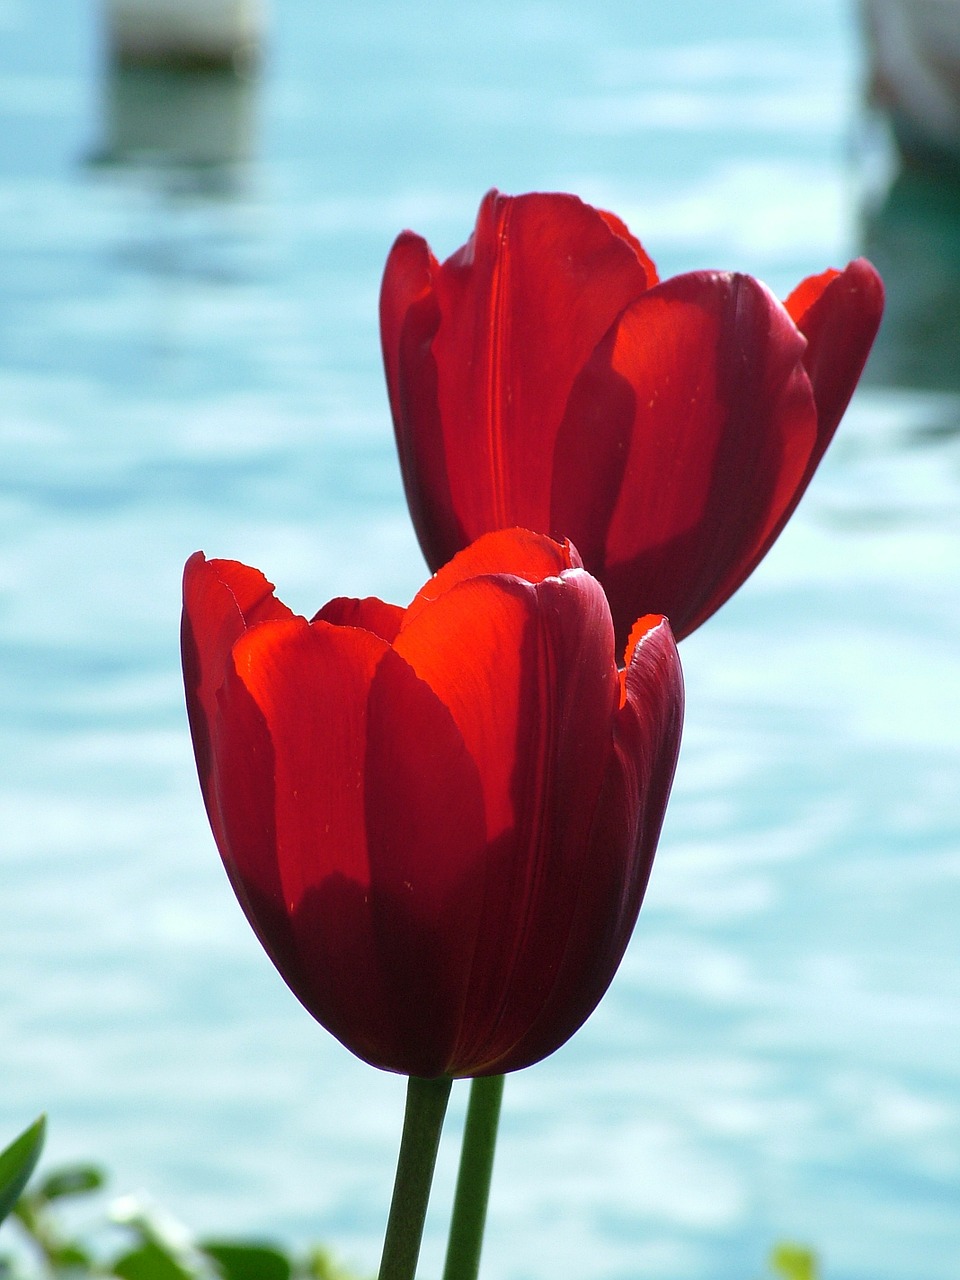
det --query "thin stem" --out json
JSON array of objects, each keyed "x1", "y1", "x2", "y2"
[
  {"x1": 441, "y1": 1074, "x2": 505, "y2": 1280},
  {"x1": 378, "y1": 1075, "x2": 453, "y2": 1280}
]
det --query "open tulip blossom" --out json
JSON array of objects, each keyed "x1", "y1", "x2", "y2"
[
  {"x1": 381, "y1": 189, "x2": 885, "y2": 647},
  {"x1": 181, "y1": 529, "x2": 683, "y2": 1082}
]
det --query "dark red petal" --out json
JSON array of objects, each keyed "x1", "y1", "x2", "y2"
[
  {"x1": 492, "y1": 615, "x2": 683, "y2": 1073},
  {"x1": 218, "y1": 616, "x2": 487, "y2": 1077},
  {"x1": 421, "y1": 190, "x2": 653, "y2": 552},
  {"x1": 561, "y1": 271, "x2": 819, "y2": 643},
  {"x1": 180, "y1": 552, "x2": 293, "y2": 822},
  {"x1": 380, "y1": 230, "x2": 438, "y2": 432},
  {"x1": 361, "y1": 637, "x2": 489, "y2": 1075},
  {"x1": 785, "y1": 257, "x2": 885, "y2": 447},
  {"x1": 395, "y1": 568, "x2": 623, "y2": 1075},
  {"x1": 724, "y1": 258, "x2": 885, "y2": 599},
  {"x1": 403, "y1": 527, "x2": 580, "y2": 629},
  {"x1": 312, "y1": 595, "x2": 404, "y2": 643},
  {"x1": 380, "y1": 232, "x2": 469, "y2": 570}
]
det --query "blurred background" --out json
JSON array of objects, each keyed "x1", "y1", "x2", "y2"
[{"x1": 2, "y1": 1, "x2": 959, "y2": 1277}]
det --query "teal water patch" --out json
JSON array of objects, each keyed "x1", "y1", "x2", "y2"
[{"x1": 2, "y1": 2, "x2": 959, "y2": 1278}]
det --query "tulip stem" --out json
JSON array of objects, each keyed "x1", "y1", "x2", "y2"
[
  {"x1": 441, "y1": 1074, "x2": 505, "y2": 1280},
  {"x1": 378, "y1": 1075, "x2": 452, "y2": 1280}
]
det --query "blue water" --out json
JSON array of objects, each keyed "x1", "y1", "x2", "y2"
[{"x1": 2, "y1": 2, "x2": 960, "y2": 1278}]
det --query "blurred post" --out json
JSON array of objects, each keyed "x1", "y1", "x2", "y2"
[
  {"x1": 104, "y1": 0, "x2": 264, "y2": 70},
  {"x1": 860, "y1": 0, "x2": 960, "y2": 168}
]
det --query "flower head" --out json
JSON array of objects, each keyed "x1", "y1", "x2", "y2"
[
  {"x1": 182, "y1": 529, "x2": 683, "y2": 1078},
  {"x1": 381, "y1": 190, "x2": 884, "y2": 645}
]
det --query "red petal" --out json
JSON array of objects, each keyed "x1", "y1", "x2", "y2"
[
  {"x1": 783, "y1": 266, "x2": 840, "y2": 321},
  {"x1": 420, "y1": 190, "x2": 652, "y2": 554},
  {"x1": 785, "y1": 257, "x2": 885, "y2": 446},
  {"x1": 380, "y1": 230, "x2": 438, "y2": 432},
  {"x1": 218, "y1": 615, "x2": 488, "y2": 1077},
  {"x1": 597, "y1": 207, "x2": 659, "y2": 284},
  {"x1": 312, "y1": 595, "x2": 404, "y2": 643},
  {"x1": 180, "y1": 553, "x2": 293, "y2": 822},
  {"x1": 403, "y1": 527, "x2": 580, "y2": 629},
  {"x1": 395, "y1": 568, "x2": 622, "y2": 1074},
  {"x1": 493, "y1": 615, "x2": 683, "y2": 1072},
  {"x1": 380, "y1": 232, "x2": 469, "y2": 570},
  {"x1": 556, "y1": 271, "x2": 818, "y2": 643}
]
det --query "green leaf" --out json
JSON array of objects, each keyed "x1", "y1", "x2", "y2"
[
  {"x1": 770, "y1": 1242, "x2": 819, "y2": 1280},
  {"x1": 0, "y1": 1116, "x2": 46, "y2": 1225},
  {"x1": 38, "y1": 1166, "x2": 105, "y2": 1202},
  {"x1": 201, "y1": 1241, "x2": 292, "y2": 1280},
  {"x1": 49, "y1": 1244, "x2": 93, "y2": 1269},
  {"x1": 301, "y1": 1249, "x2": 364, "y2": 1280},
  {"x1": 113, "y1": 1242, "x2": 198, "y2": 1280}
]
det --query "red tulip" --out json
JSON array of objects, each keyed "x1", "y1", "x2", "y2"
[
  {"x1": 182, "y1": 529, "x2": 683, "y2": 1079},
  {"x1": 380, "y1": 190, "x2": 884, "y2": 645}
]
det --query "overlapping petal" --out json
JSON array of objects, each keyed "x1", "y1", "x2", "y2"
[
  {"x1": 381, "y1": 191, "x2": 653, "y2": 570},
  {"x1": 181, "y1": 530, "x2": 684, "y2": 1078},
  {"x1": 381, "y1": 190, "x2": 884, "y2": 645}
]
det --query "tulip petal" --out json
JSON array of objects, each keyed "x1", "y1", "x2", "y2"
[
  {"x1": 380, "y1": 230, "x2": 439, "y2": 435},
  {"x1": 558, "y1": 271, "x2": 819, "y2": 642},
  {"x1": 726, "y1": 258, "x2": 886, "y2": 598},
  {"x1": 312, "y1": 595, "x2": 404, "y2": 643},
  {"x1": 394, "y1": 567, "x2": 623, "y2": 1074},
  {"x1": 494, "y1": 615, "x2": 683, "y2": 1073},
  {"x1": 181, "y1": 553, "x2": 293, "y2": 820},
  {"x1": 414, "y1": 190, "x2": 652, "y2": 552},
  {"x1": 381, "y1": 231, "x2": 470, "y2": 569},
  {"x1": 597, "y1": 208, "x2": 659, "y2": 284},
  {"x1": 217, "y1": 615, "x2": 488, "y2": 1077},
  {"x1": 403, "y1": 527, "x2": 580, "y2": 629},
  {"x1": 785, "y1": 257, "x2": 885, "y2": 446}
]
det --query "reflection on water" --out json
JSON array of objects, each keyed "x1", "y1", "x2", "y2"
[
  {"x1": 90, "y1": 62, "x2": 258, "y2": 193},
  {"x1": 861, "y1": 164, "x2": 960, "y2": 401}
]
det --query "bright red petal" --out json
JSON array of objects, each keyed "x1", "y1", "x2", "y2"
[
  {"x1": 395, "y1": 568, "x2": 622, "y2": 1074},
  {"x1": 312, "y1": 595, "x2": 404, "y2": 643},
  {"x1": 559, "y1": 271, "x2": 818, "y2": 643},
  {"x1": 422, "y1": 190, "x2": 652, "y2": 553},
  {"x1": 219, "y1": 615, "x2": 488, "y2": 1077},
  {"x1": 403, "y1": 527, "x2": 580, "y2": 629},
  {"x1": 597, "y1": 207, "x2": 659, "y2": 284},
  {"x1": 783, "y1": 266, "x2": 840, "y2": 322}
]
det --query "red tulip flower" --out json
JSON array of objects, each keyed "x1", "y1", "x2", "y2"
[
  {"x1": 380, "y1": 190, "x2": 884, "y2": 646},
  {"x1": 182, "y1": 529, "x2": 683, "y2": 1079}
]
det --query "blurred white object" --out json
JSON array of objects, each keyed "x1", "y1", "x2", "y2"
[
  {"x1": 105, "y1": 0, "x2": 264, "y2": 67},
  {"x1": 861, "y1": 0, "x2": 960, "y2": 165}
]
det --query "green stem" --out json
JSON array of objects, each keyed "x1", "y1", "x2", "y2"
[
  {"x1": 378, "y1": 1075, "x2": 453, "y2": 1280},
  {"x1": 441, "y1": 1075, "x2": 505, "y2": 1280}
]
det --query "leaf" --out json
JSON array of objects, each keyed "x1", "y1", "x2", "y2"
[
  {"x1": 39, "y1": 1165, "x2": 105, "y2": 1203},
  {"x1": 301, "y1": 1249, "x2": 365, "y2": 1280},
  {"x1": 0, "y1": 1116, "x2": 46, "y2": 1225},
  {"x1": 49, "y1": 1244, "x2": 93, "y2": 1269},
  {"x1": 770, "y1": 1242, "x2": 819, "y2": 1280},
  {"x1": 112, "y1": 1242, "x2": 198, "y2": 1280},
  {"x1": 201, "y1": 1241, "x2": 292, "y2": 1280}
]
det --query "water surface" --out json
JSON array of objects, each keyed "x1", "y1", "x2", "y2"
[{"x1": 2, "y1": 2, "x2": 959, "y2": 1278}]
